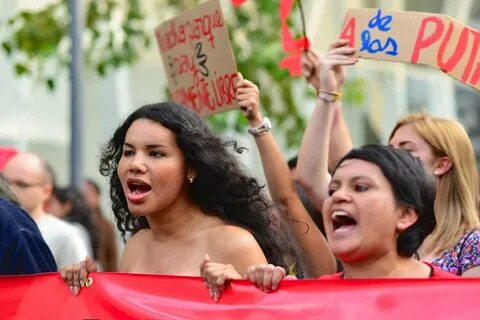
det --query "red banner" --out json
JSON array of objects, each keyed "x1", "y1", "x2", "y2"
[{"x1": 2, "y1": 272, "x2": 479, "y2": 319}]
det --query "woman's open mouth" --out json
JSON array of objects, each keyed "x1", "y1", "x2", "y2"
[
  {"x1": 126, "y1": 179, "x2": 152, "y2": 203},
  {"x1": 331, "y1": 210, "x2": 358, "y2": 233}
]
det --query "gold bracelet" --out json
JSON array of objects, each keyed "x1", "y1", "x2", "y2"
[
  {"x1": 317, "y1": 89, "x2": 342, "y2": 98},
  {"x1": 317, "y1": 89, "x2": 342, "y2": 103}
]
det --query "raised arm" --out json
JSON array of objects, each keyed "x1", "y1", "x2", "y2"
[
  {"x1": 235, "y1": 74, "x2": 335, "y2": 277},
  {"x1": 329, "y1": 105, "x2": 354, "y2": 171},
  {"x1": 297, "y1": 40, "x2": 357, "y2": 210},
  {"x1": 302, "y1": 48, "x2": 354, "y2": 172}
]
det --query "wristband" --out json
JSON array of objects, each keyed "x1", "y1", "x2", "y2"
[{"x1": 247, "y1": 117, "x2": 272, "y2": 137}]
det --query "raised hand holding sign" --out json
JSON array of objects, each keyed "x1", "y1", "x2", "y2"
[{"x1": 155, "y1": 0, "x2": 239, "y2": 116}]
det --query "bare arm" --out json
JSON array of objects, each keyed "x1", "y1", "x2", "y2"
[
  {"x1": 329, "y1": 106, "x2": 353, "y2": 172},
  {"x1": 302, "y1": 50, "x2": 354, "y2": 172},
  {"x1": 297, "y1": 40, "x2": 357, "y2": 210},
  {"x1": 236, "y1": 74, "x2": 336, "y2": 277}
]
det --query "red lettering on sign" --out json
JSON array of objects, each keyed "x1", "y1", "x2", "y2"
[
  {"x1": 157, "y1": 9, "x2": 224, "y2": 52},
  {"x1": 411, "y1": 16, "x2": 444, "y2": 64},
  {"x1": 340, "y1": 17, "x2": 356, "y2": 48},
  {"x1": 210, "y1": 73, "x2": 238, "y2": 109},
  {"x1": 172, "y1": 73, "x2": 238, "y2": 113},
  {"x1": 469, "y1": 61, "x2": 480, "y2": 86},
  {"x1": 437, "y1": 23, "x2": 469, "y2": 72},
  {"x1": 462, "y1": 29, "x2": 480, "y2": 83}
]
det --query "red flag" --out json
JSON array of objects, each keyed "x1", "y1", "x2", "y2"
[
  {"x1": 1, "y1": 272, "x2": 480, "y2": 319},
  {"x1": 278, "y1": 0, "x2": 310, "y2": 76},
  {"x1": 231, "y1": 0, "x2": 247, "y2": 7}
]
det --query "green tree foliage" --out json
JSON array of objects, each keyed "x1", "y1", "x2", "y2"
[{"x1": 0, "y1": 0, "x2": 149, "y2": 90}]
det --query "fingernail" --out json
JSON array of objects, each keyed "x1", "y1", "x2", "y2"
[
  {"x1": 73, "y1": 286, "x2": 79, "y2": 296},
  {"x1": 208, "y1": 288, "x2": 213, "y2": 298},
  {"x1": 69, "y1": 285, "x2": 74, "y2": 295},
  {"x1": 80, "y1": 280, "x2": 85, "y2": 288}
]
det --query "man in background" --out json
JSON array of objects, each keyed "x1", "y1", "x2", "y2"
[
  {"x1": 0, "y1": 174, "x2": 57, "y2": 274},
  {"x1": 2, "y1": 152, "x2": 89, "y2": 267}
]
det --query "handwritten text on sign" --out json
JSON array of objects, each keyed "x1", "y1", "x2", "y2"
[
  {"x1": 155, "y1": 0, "x2": 238, "y2": 116},
  {"x1": 340, "y1": 8, "x2": 480, "y2": 91}
]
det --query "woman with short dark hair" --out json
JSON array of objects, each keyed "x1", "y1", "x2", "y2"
[{"x1": 202, "y1": 145, "x2": 456, "y2": 299}]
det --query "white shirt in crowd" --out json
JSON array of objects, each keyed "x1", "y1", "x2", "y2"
[{"x1": 36, "y1": 214, "x2": 89, "y2": 268}]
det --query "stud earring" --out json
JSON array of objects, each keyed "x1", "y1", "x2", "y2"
[
  {"x1": 434, "y1": 170, "x2": 440, "y2": 176},
  {"x1": 188, "y1": 177, "x2": 194, "y2": 183}
]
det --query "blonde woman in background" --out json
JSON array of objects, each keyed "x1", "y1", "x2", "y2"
[
  {"x1": 389, "y1": 114, "x2": 480, "y2": 276},
  {"x1": 297, "y1": 39, "x2": 480, "y2": 277}
]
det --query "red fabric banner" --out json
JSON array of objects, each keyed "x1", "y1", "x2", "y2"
[{"x1": 2, "y1": 272, "x2": 480, "y2": 319}]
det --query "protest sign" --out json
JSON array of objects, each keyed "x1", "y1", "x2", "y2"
[
  {"x1": 340, "y1": 8, "x2": 480, "y2": 91},
  {"x1": 155, "y1": 0, "x2": 239, "y2": 116}
]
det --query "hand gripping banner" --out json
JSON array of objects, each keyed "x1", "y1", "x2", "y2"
[{"x1": 2, "y1": 272, "x2": 480, "y2": 319}]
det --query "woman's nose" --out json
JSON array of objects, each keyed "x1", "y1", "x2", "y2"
[
  {"x1": 331, "y1": 187, "x2": 351, "y2": 203},
  {"x1": 129, "y1": 154, "x2": 147, "y2": 173}
]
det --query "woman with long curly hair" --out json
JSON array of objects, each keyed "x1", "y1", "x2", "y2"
[{"x1": 60, "y1": 101, "x2": 307, "y2": 296}]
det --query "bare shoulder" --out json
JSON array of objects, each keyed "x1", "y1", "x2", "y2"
[
  {"x1": 207, "y1": 224, "x2": 267, "y2": 274},
  {"x1": 119, "y1": 229, "x2": 151, "y2": 271},
  {"x1": 209, "y1": 224, "x2": 258, "y2": 248}
]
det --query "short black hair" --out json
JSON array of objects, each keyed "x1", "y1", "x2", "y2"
[{"x1": 334, "y1": 144, "x2": 436, "y2": 257}]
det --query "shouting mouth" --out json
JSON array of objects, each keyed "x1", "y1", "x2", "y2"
[
  {"x1": 331, "y1": 210, "x2": 357, "y2": 233},
  {"x1": 126, "y1": 179, "x2": 152, "y2": 203}
]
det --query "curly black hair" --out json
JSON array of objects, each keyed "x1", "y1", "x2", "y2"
[
  {"x1": 100, "y1": 102, "x2": 308, "y2": 277},
  {"x1": 334, "y1": 144, "x2": 437, "y2": 257}
]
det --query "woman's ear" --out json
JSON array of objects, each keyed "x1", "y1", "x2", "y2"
[
  {"x1": 396, "y1": 207, "x2": 418, "y2": 232},
  {"x1": 433, "y1": 156, "x2": 452, "y2": 177}
]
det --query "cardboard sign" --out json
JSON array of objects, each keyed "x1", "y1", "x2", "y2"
[
  {"x1": 155, "y1": 0, "x2": 239, "y2": 116},
  {"x1": 340, "y1": 8, "x2": 480, "y2": 91}
]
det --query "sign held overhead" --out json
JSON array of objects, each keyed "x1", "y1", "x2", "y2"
[
  {"x1": 155, "y1": 0, "x2": 239, "y2": 116},
  {"x1": 340, "y1": 8, "x2": 480, "y2": 91}
]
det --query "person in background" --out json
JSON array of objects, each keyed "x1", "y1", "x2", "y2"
[
  {"x1": 0, "y1": 173, "x2": 57, "y2": 274},
  {"x1": 82, "y1": 179, "x2": 118, "y2": 271},
  {"x1": 48, "y1": 186, "x2": 98, "y2": 259},
  {"x1": 1, "y1": 153, "x2": 89, "y2": 267}
]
